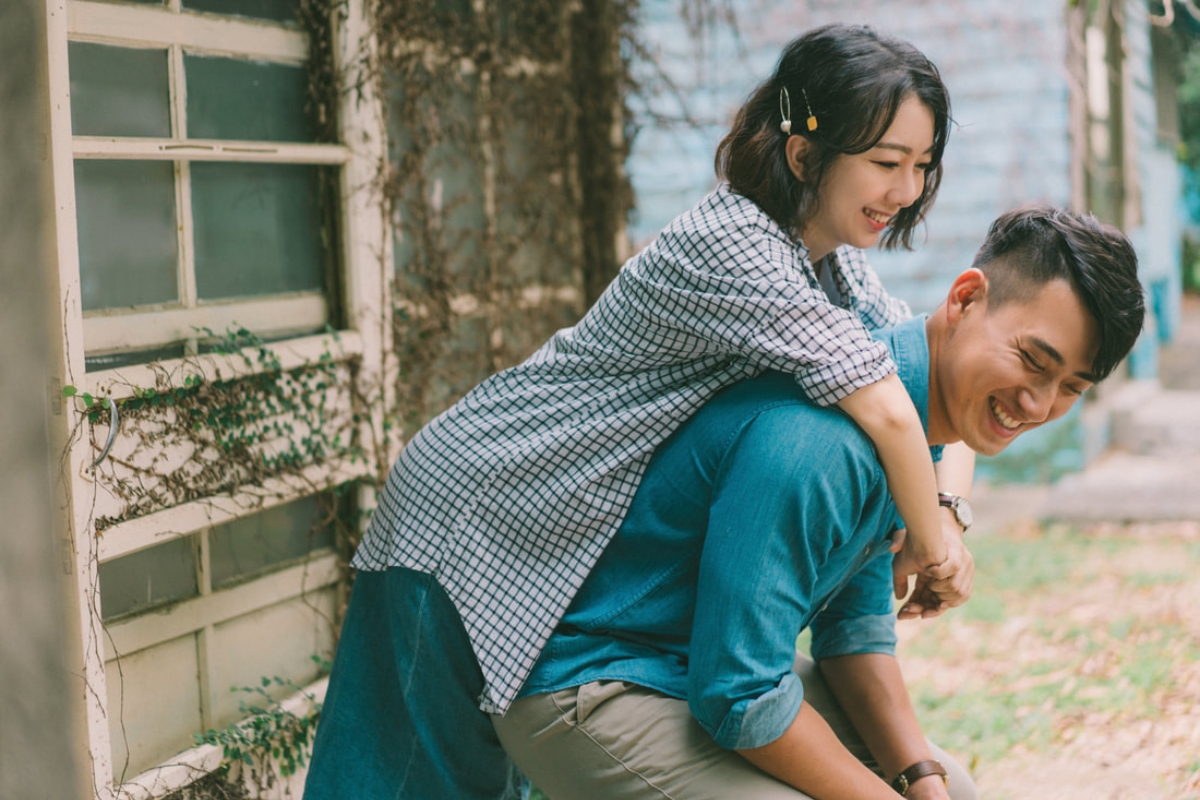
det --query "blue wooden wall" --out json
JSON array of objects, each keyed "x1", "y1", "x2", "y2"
[{"x1": 628, "y1": 0, "x2": 1183, "y2": 482}]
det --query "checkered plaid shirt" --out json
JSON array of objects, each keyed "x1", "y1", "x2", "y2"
[{"x1": 353, "y1": 184, "x2": 911, "y2": 713}]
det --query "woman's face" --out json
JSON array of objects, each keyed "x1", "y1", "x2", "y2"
[{"x1": 797, "y1": 95, "x2": 935, "y2": 263}]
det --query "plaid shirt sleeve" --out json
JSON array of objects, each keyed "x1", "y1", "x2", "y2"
[{"x1": 611, "y1": 186, "x2": 906, "y2": 406}]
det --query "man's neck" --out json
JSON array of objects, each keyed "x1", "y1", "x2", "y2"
[{"x1": 924, "y1": 312, "x2": 954, "y2": 446}]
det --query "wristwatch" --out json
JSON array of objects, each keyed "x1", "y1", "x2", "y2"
[
  {"x1": 891, "y1": 759, "x2": 948, "y2": 795},
  {"x1": 937, "y1": 492, "x2": 973, "y2": 532}
]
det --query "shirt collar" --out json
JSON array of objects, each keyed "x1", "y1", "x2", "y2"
[{"x1": 871, "y1": 316, "x2": 941, "y2": 459}]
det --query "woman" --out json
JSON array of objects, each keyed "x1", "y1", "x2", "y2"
[{"x1": 305, "y1": 23, "x2": 976, "y2": 800}]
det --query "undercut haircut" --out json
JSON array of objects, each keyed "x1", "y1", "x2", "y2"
[{"x1": 973, "y1": 204, "x2": 1146, "y2": 381}]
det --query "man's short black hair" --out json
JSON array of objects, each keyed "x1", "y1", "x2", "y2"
[{"x1": 972, "y1": 204, "x2": 1145, "y2": 381}]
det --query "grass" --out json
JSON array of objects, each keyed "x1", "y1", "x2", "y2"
[{"x1": 899, "y1": 520, "x2": 1200, "y2": 799}]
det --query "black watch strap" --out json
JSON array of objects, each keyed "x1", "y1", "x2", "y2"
[{"x1": 891, "y1": 759, "x2": 948, "y2": 795}]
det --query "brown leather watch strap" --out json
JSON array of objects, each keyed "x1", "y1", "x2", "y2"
[{"x1": 891, "y1": 759, "x2": 948, "y2": 795}]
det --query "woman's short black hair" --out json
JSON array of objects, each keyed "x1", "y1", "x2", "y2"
[{"x1": 715, "y1": 24, "x2": 952, "y2": 250}]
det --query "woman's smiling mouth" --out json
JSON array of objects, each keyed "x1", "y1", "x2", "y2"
[{"x1": 863, "y1": 208, "x2": 892, "y2": 230}]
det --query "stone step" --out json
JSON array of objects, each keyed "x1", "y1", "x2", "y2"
[
  {"x1": 1109, "y1": 383, "x2": 1200, "y2": 456},
  {"x1": 1038, "y1": 451, "x2": 1200, "y2": 523}
]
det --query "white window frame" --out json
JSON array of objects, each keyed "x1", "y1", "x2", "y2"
[
  {"x1": 69, "y1": 0, "x2": 348, "y2": 357},
  {"x1": 44, "y1": 0, "x2": 391, "y2": 796}
]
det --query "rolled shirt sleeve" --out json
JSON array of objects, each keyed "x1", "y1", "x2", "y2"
[
  {"x1": 810, "y1": 537, "x2": 899, "y2": 661},
  {"x1": 685, "y1": 407, "x2": 894, "y2": 750}
]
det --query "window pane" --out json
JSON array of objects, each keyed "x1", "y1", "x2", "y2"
[
  {"x1": 184, "y1": 0, "x2": 299, "y2": 23},
  {"x1": 210, "y1": 495, "x2": 335, "y2": 588},
  {"x1": 69, "y1": 42, "x2": 170, "y2": 138},
  {"x1": 99, "y1": 537, "x2": 198, "y2": 620},
  {"x1": 185, "y1": 53, "x2": 314, "y2": 143},
  {"x1": 87, "y1": 344, "x2": 187, "y2": 372},
  {"x1": 191, "y1": 162, "x2": 325, "y2": 300},
  {"x1": 75, "y1": 160, "x2": 178, "y2": 311}
]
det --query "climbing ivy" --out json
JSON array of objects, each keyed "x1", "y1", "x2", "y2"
[{"x1": 191, "y1": 662, "x2": 328, "y2": 797}]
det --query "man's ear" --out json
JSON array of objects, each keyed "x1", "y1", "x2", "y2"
[
  {"x1": 945, "y1": 268, "x2": 987, "y2": 325},
  {"x1": 785, "y1": 135, "x2": 811, "y2": 181}
]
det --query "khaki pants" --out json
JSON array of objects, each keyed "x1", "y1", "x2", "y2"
[{"x1": 493, "y1": 655, "x2": 976, "y2": 800}]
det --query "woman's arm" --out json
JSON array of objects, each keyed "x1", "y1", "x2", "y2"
[
  {"x1": 837, "y1": 375, "x2": 956, "y2": 583},
  {"x1": 899, "y1": 441, "x2": 977, "y2": 619}
]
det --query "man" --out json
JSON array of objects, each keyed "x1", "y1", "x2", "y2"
[{"x1": 305, "y1": 205, "x2": 1144, "y2": 799}]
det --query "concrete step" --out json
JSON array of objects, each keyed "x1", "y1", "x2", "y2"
[
  {"x1": 1107, "y1": 381, "x2": 1200, "y2": 456},
  {"x1": 973, "y1": 452, "x2": 1200, "y2": 529}
]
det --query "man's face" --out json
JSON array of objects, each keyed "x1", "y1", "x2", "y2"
[{"x1": 936, "y1": 278, "x2": 1100, "y2": 456}]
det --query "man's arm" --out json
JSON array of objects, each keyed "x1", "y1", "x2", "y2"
[
  {"x1": 817, "y1": 653, "x2": 952, "y2": 800},
  {"x1": 737, "y1": 700, "x2": 901, "y2": 800}
]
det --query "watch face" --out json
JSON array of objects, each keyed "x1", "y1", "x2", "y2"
[
  {"x1": 940, "y1": 494, "x2": 973, "y2": 530},
  {"x1": 955, "y1": 498, "x2": 973, "y2": 529}
]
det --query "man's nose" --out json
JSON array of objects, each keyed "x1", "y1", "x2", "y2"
[{"x1": 1018, "y1": 381, "x2": 1056, "y2": 422}]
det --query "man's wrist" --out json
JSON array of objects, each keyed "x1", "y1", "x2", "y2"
[
  {"x1": 937, "y1": 492, "x2": 972, "y2": 532},
  {"x1": 904, "y1": 776, "x2": 951, "y2": 800},
  {"x1": 891, "y1": 759, "x2": 948, "y2": 796}
]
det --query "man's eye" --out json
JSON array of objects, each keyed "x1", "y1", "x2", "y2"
[{"x1": 1020, "y1": 350, "x2": 1045, "y2": 371}]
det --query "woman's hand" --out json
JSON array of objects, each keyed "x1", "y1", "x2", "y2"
[{"x1": 891, "y1": 519, "x2": 974, "y2": 619}]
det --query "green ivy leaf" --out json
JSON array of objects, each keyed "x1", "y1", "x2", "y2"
[{"x1": 62, "y1": 385, "x2": 78, "y2": 398}]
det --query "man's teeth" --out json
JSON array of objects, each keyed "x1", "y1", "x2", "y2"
[
  {"x1": 990, "y1": 398, "x2": 1020, "y2": 430},
  {"x1": 864, "y1": 209, "x2": 891, "y2": 224}
]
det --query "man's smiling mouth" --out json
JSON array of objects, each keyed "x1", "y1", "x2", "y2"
[{"x1": 990, "y1": 397, "x2": 1020, "y2": 431}]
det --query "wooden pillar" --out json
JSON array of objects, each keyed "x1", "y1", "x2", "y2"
[{"x1": 0, "y1": 1, "x2": 86, "y2": 797}]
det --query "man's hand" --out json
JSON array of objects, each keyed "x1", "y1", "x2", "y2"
[
  {"x1": 890, "y1": 519, "x2": 974, "y2": 619},
  {"x1": 904, "y1": 772, "x2": 953, "y2": 800}
]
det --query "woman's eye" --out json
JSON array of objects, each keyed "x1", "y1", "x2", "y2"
[{"x1": 874, "y1": 161, "x2": 899, "y2": 169}]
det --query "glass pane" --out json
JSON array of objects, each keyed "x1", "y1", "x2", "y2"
[
  {"x1": 210, "y1": 495, "x2": 335, "y2": 588},
  {"x1": 184, "y1": 0, "x2": 298, "y2": 23},
  {"x1": 185, "y1": 53, "x2": 314, "y2": 143},
  {"x1": 86, "y1": 344, "x2": 186, "y2": 372},
  {"x1": 69, "y1": 42, "x2": 170, "y2": 138},
  {"x1": 75, "y1": 160, "x2": 178, "y2": 311},
  {"x1": 191, "y1": 162, "x2": 325, "y2": 300},
  {"x1": 99, "y1": 537, "x2": 199, "y2": 620}
]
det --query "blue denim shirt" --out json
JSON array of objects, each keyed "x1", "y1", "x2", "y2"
[{"x1": 519, "y1": 317, "x2": 935, "y2": 750}]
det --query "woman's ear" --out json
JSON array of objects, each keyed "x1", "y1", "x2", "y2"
[{"x1": 785, "y1": 135, "x2": 811, "y2": 181}]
